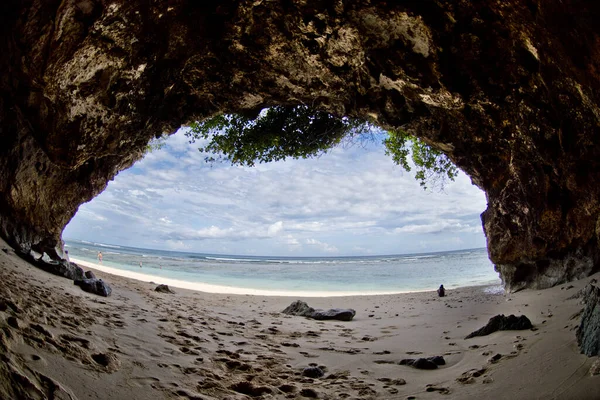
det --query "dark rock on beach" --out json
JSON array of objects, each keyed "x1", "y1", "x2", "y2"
[
  {"x1": 411, "y1": 359, "x2": 438, "y2": 370},
  {"x1": 38, "y1": 259, "x2": 85, "y2": 281},
  {"x1": 74, "y1": 278, "x2": 112, "y2": 297},
  {"x1": 302, "y1": 366, "x2": 325, "y2": 378},
  {"x1": 576, "y1": 284, "x2": 600, "y2": 356},
  {"x1": 56, "y1": 260, "x2": 86, "y2": 280},
  {"x1": 283, "y1": 300, "x2": 313, "y2": 316},
  {"x1": 84, "y1": 270, "x2": 96, "y2": 279},
  {"x1": 399, "y1": 356, "x2": 446, "y2": 370},
  {"x1": 17, "y1": 250, "x2": 86, "y2": 281},
  {"x1": 311, "y1": 308, "x2": 356, "y2": 321},
  {"x1": 465, "y1": 314, "x2": 533, "y2": 339},
  {"x1": 155, "y1": 284, "x2": 175, "y2": 294},
  {"x1": 282, "y1": 300, "x2": 356, "y2": 321},
  {"x1": 427, "y1": 356, "x2": 446, "y2": 366}
]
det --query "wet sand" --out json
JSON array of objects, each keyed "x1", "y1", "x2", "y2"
[{"x1": 0, "y1": 238, "x2": 599, "y2": 399}]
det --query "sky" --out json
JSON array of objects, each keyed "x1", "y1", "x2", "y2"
[{"x1": 63, "y1": 129, "x2": 489, "y2": 256}]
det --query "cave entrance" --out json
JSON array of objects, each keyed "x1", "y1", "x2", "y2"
[{"x1": 62, "y1": 128, "x2": 498, "y2": 294}]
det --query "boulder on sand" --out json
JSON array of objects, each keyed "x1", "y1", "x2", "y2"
[
  {"x1": 465, "y1": 314, "x2": 532, "y2": 339},
  {"x1": 302, "y1": 366, "x2": 325, "y2": 378},
  {"x1": 37, "y1": 259, "x2": 85, "y2": 280},
  {"x1": 576, "y1": 284, "x2": 600, "y2": 357},
  {"x1": 282, "y1": 300, "x2": 356, "y2": 321},
  {"x1": 399, "y1": 356, "x2": 446, "y2": 370},
  {"x1": 74, "y1": 278, "x2": 112, "y2": 297},
  {"x1": 84, "y1": 270, "x2": 96, "y2": 279},
  {"x1": 17, "y1": 250, "x2": 85, "y2": 280},
  {"x1": 311, "y1": 308, "x2": 356, "y2": 321},
  {"x1": 155, "y1": 284, "x2": 175, "y2": 294}
]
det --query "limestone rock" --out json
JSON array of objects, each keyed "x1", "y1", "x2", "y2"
[
  {"x1": 311, "y1": 308, "x2": 356, "y2": 322},
  {"x1": 1, "y1": 1, "x2": 600, "y2": 292},
  {"x1": 569, "y1": 283, "x2": 599, "y2": 303},
  {"x1": 282, "y1": 301, "x2": 356, "y2": 321},
  {"x1": 282, "y1": 300, "x2": 313, "y2": 317},
  {"x1": 465, "y1": 315, "x2": 533, "y2": 339},
  {"x1": 34, "y1": 259, "x2": 85, "y2": 281},
  {"x1": 576, "y1": 284, "x2": 600, "y2": 356},
  {"x1": 155, "y1": 284, "x2": 175, "y2": 294},
  {"x1": 74, "y1": 279, "x2": 112, "y2": 297}
]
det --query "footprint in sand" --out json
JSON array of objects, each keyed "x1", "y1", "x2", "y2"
[
  {"x1": 91, "y1": 352, "x2": 121, "y2": 372},
  {"x1": 373, "y1": 350, "x2": 391, "y2": 355},
  {"x1": 59, "y1": 333, "x2": 91, "y2": 349},
  {"x1": 426, "y1": 384, "x2": 450, "y2": 394},
  {"x1": 179, "y1": 346, "x2": 201, "y2": 355},
  {"x1": 130, "y1": 376, "x2": 160, "y2": 387},
  {"x1": 299, "y1": 351, "x2": 319, "y2": 358},
  {"x1": 457, "y1": 368, "x2": 488, "y2": 384}
]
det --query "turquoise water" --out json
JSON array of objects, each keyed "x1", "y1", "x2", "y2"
[{"x1": 65, "y1": 240, "x2": 501, "y2": 294}]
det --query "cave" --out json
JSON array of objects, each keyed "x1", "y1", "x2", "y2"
[{"x1": 1, "y1": 0, "x2": 600, "y2": 292}]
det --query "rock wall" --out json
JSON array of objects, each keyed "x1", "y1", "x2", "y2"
[{"x1": 1, "y1": 0, "x2": 600, "y2": 290}]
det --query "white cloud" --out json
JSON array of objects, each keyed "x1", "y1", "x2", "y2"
[
  {"x1": 64, "y1": 128, "x2": 488, "y2": 255},
  {"x1": 283, "y1": 234, "x2": 301, "y2": 248},
  {"x1": 128, "y1": 189, "x2": 146, "y2": 197},
  {"x1": 393, "y1": 220, "x2": 482, "y2": 234},
  {"x1": 305, "y1": 238, "x2": 338, "y2": 253},
  {"x1": 267, "y1": 221, "x2": 284, "y2": 236},
  {"x1": 78, "y1": 209, "x2": 107, "y2": 222}
]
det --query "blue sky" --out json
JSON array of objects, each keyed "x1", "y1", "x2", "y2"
[{"x1": 63, "y1": 129, "x2": 489, "y2": 256}]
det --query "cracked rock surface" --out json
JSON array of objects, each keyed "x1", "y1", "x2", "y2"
[{"x1": 1, "y1": 1, "x2": 600, "y2": 290}]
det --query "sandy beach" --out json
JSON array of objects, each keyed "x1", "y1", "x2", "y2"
[{"x1": 1, "y1": 238, "x2": 599, "y2": 399}]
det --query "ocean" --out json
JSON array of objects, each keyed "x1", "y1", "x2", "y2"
[{"x1": 64, "y1": 240, "x2": 502, "y2": 296}]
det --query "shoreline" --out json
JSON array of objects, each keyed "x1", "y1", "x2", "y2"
[{"x1": 72, "y1": 257, "x2": 501, "y2": 297}]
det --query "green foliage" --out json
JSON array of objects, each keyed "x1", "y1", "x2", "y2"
[
  {"x1": 187, "y1": 105, "x2": 369, "y2": 166},
  {"x1": 384, "y1": 130, "x2": 458, "y2": 190},
  {"x1": 145, "y1": 134, "x2": 168, "y2": 154},
  {"x1": 186, "y1": 105, "x2": 458, "y2": 189}
]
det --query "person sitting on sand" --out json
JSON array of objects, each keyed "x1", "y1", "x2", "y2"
[
  {"x1": 437, "y1": 284, "x2": 445, "y2": 297},
  {"x1": 98, "y1": 251, "x2": 103, "y2": 263}
]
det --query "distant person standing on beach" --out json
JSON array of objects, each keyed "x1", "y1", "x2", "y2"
[
  {"x1": 139, "y1": 261, "x2": 142, "y2": 268},
  {"x1": 437, "y1": 285, "x2": 445, "y2": 297},
  {"x1": 98, "y1": 252, "x2": 103, "y2": 264},
  {"x1": 65, "y1": 250, "x2": 70, "y2": 263}
]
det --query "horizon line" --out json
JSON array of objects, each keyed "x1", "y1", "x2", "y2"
[{"x1": 64, "y1": 237, "x2": 488, "y2": 259}]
